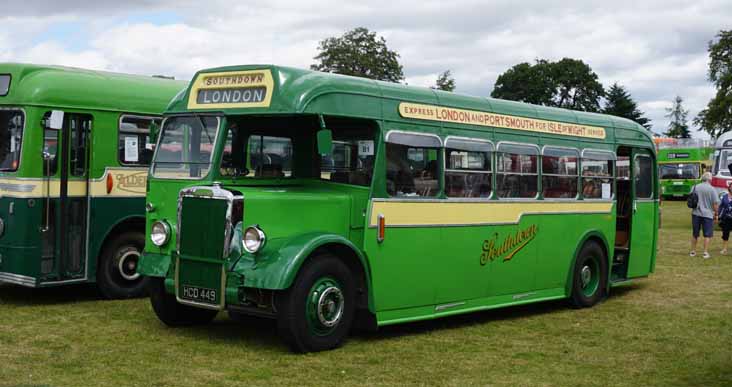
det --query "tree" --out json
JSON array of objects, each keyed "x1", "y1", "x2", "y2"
[
  {"x1": 311, "y1": 27, "x2": 404, "y2": 83},
  {"x1": 491, "y1": 58, "x2": 605, "y2": 112},
  {"x1": 491, "y1": 61, "x2": 555, "y2": 105},
  {"x1": 695, "y1": 30, "x2": 732, "y2": 138},
  {"x1": 602, "y1": 83, "x2": 652, "y2": 129},
  {"x1": 550, "y1": 58, "x2": 605, "y2": 112},
  {"x1": 665, "y1": 96, "x2": 691, "y2": 138},
  {"x1": 432, "y1": 70, "x2": 456, "y2": 92}
]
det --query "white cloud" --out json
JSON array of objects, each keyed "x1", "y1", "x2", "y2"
[{"x1": 1, "y1": 0, "x2": 731, "y2": 135}]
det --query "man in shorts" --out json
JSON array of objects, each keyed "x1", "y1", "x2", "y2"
[{"x1": 691, "y1": 172, "x2": 720, "y2": 259}]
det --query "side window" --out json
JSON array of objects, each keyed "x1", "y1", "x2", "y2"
[
  {"x1": 581, "y1": 150, "x2": 615, "y2": 199},
  {"x1": 635, "y1": 155, "x2": 654, "y2": 199},
  {"x1": 249, "y1": 135, "x2": 292, "y2": 177},
  {"x1": 118, "y1": 115, "x2": 161, "y2": 166},
  {"x1": 542, "y1": 147, "x2": 579, "y2": 199},
  {"x1": 445, "y1": 138, "x2": 492, "y2": 198},
  {"x1": 69, "y1": 115, "x2": 91, "y2": 177},
  {"x1": 496, "y1": 143, "x2": 538, "y2": 199},
  {"x1": 385, "y1": 131, "x2": 440, "y2": 197},
  {"x1": 41, "y1": 112, "x2": 58, "y2": 176},
  {"x1": 43, "y1": 129, "x2": 59, "y2": 176},
  {"x1": 320, "y1": 128, "x2": 375, "y2": 187},
  {"x1": 616, "y1": 156, "x2": 630, "y2": 180}
]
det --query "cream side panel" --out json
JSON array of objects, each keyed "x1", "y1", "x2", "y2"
[
  {"x1": 0, "y1": 168, "x2": 148, "y2": 198},
  {"x1": 369, "y1": 201, "x2": 614, "y2": 227}
]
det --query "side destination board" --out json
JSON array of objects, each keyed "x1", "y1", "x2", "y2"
[
  {"x1": 399, "y1": 102, "x2": 606, "y2": 139},
  {"x1": 187, "y1": 69, "x2": 274, "y2": 109}
]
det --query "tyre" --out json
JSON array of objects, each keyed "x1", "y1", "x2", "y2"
[
  {"x1": 569, "y1": 241, "x2": 608, "y2": 308},
  {"x1": 149, "y1": 277, "x2": 218, "y2": 326},
  {"x1": 97, "y1": 231, "x2": 149, "y2": 299},
  {"x1": 276, "y1": 254, "x2": 356, "y2": 353}
]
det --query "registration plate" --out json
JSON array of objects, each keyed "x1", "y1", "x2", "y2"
[
  {"x1": 180, "y1": 285, "x2": 218, "y2": 305},
  {"x1": 673, "y1": 182, "x2": 684, "y2": 185}
]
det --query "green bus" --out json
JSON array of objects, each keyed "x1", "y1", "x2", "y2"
[
  {"x1": 0, "y1": 63, "x2": 185, "y2": 298},
  {"x1": 139, "y1": 65, "x2": 658, "y2": 352},
  {"x1": 658, "y1": 143, "x2": 712, "y2": 198}
]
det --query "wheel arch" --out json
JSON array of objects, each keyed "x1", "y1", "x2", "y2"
[
  {"x1": 92, "y1": 215, "x2": 146, "y2": 282},
  {"x1": 564, "y1": 230, "x2": 611, "y2": 296},
  {"x1": 273, "y1": 233, "x2": 374, "y2": 313}
]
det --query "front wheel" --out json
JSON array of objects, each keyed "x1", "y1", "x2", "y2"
[
  {"x1": 97, "y1": 231, "x2": 149, "y2": 299},
  {"x1": 277, "y1": 254, "x2": 356, "y2": 353},
  {"x1": 569, "y1": 241, "x2": 608, "y2": 308},
  {"x1": 149, "y1": 278, "x2": 218, "y2": 326}
]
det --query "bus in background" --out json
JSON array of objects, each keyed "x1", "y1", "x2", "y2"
[
  {"x1": 657, "y1": 139, "x2": 712, "y2": 199},
  {"x1": 138, "y1": 65, "x2": 658, "y2": 352},
  {"x1": 712, "y1": 131, "x2": 732, "y2": 194},
  {"x1": 0, "y1": 63, "x2": 186, "y2": 298}
]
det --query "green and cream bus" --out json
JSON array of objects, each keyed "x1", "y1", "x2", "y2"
[
  {"x1": 657, "y1": 140, "x2": 712, "y2": 198},
  {"x1": 0, "y1": 63, "x2": 185, "y2": 298},
  {"x1": 139, "y1": 65, "x2": 658, "y2": 352}
]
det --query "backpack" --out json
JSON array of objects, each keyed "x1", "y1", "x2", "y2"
[{"x1": 687, "y1": 186, "x2": 698, "y2": 209}]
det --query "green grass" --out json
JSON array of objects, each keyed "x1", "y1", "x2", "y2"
[{"x1": 1, "y1": 200, "x2": 731, "y2": 386}]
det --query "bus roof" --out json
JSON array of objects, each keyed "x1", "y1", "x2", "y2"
[
  {"x1": 715, "y1": 131, "x2": 732, "y2": 148},
  {"x1": 167, "y1": 64, "x2": 653, "y2": 145},
  {"x1": 0, "y1": 63, "x2": 187, "y2": 114}
]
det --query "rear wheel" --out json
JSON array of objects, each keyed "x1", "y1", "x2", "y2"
[
  {"x1": 149, "y1": 278, "x2": 218, "y2": 326},
  {"x1": 570, "y1": 241, "x2": 608, "y2": 308},
  {"x1": 97, "y1": 231, "x2": 149, "y2": 299},
  {"x1": 277, "y1": 254, "x2": 355, "y2": 352}
]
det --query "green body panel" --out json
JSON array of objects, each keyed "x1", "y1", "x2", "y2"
[
  {"x1": 0, "y1": 63, "x2": 186, "y2": 287},
  {"x1": 627, "y1": 201, "x2": 657, "y2": 277},
  {"x1": 143, "y1": 64, "x2": 658, "y2": 325}
]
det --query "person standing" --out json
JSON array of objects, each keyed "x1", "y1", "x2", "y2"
[
  {"x1": 690, "y1": 172, "x2": 720, "y2": 259},
  {"x1": 719, "y1": 184, "x2": 732, "y2": 254}
]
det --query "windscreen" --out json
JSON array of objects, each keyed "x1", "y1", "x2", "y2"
[
  {"x1": 151, "y1": 115, "x2": 220, "y2": 179},
  {"x1": 660, "y1": 163, "x2": 699, "y2": 179},
  {"x1": 716, "y1": 149, "x2": 732, "y2": 177},
  {"x1": 0, "y1": 110, "x2": 24, "y2": 171}
]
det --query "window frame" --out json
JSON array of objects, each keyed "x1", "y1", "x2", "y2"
[
  {"x1": 495, "y1": 141, "x2": 540, "y2": 200},
  {"x1": 541, "y1": 145, "x2": 580, "y2": 200},
  {"x1": 634, "y1": 153, "x2": 655, "y2": 199},
  {"x1": 150, "y1": 114, "x2": 222, "y2": 181},
  {"x1": 117, "y1": 114, "x2": 162, "y2": 167},
  {"x1": 0, "y1": 107, "x2": 26, "y2": 172},
  {"x1": 580, "y1": 148, "x2": 617, "y2": 201},
  {"x1": 444, "y1": 136, "x2": 494, "y2": 200},
  {"x1": 384, "y1": 130, "x2": 443, "y2": 198}
]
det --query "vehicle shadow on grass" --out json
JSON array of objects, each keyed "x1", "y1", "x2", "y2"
[
  {"x1": 174, "y1": 314, "x2": 287, "y2": 353},
  {"x1": 146, "y1": 282, "x2": 650, "y2": 353},
  {"x1": 0, "y1": 283, "x2": 103, "y2": 306},
  {"x1": 357, "y1": 282, "x2": 649, "y2": 344}
]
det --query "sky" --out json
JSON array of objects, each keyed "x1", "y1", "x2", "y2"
[{"x1": 1, "y1": 0, "x2": 729, "y2": 138}]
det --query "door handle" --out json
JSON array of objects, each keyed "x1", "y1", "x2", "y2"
[{"x1": 633, "y1": 201, "x2": 637, "y2": 214}]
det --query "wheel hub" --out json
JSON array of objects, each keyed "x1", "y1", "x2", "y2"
[
  {"x1": 316, "y1": 286, "x2": 344, "y2": 328},
  {"x1": 118, "y1": 250, "x2": 141, "y2": 281},
  {"x1": 580, "y1": 265, "x2": 592, "y2": 288}
]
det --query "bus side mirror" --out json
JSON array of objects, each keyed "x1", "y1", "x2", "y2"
[
  {"x1": 727, "y1": 163, "x2": 732, "y2": 176},
  {"x1": 48, "y1": 110, "x2": 64, "y2": 130},
  {"x1": 317, "y1": 129, "x2": 333, "y2": 156}
]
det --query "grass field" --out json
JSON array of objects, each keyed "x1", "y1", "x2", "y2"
[{"x1": 1, "y1": 200, "x2": 730, "y2": 387}]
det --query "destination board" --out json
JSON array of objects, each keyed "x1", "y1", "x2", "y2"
[{"x1": 187, "y1": 69, "x2": 274, "y2": 109}]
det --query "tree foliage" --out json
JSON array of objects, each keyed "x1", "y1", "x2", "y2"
[
  {"x1": 491, "y1": 58, "x2": 605, "y2": 112},
  {"x1": 432, "y1": 70, "x2": 456, "y2": 92},
  {"x1": 311, "y1": 27, "x2": 404, "y2": 83},
  {"x1": 602, "y1": 83, "x2": 652, "y2": 129},
  {"x1": 695, "y1": 30, "x2": 732, "y2": 138},
  {"x1": 665, "y1": 96, "x2": 691, "y2": 138}
]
